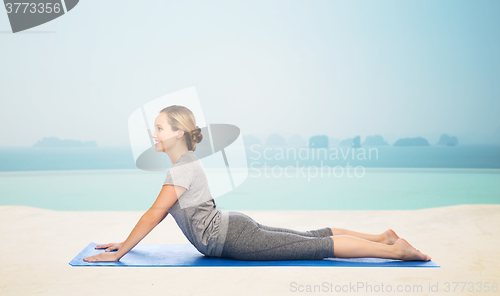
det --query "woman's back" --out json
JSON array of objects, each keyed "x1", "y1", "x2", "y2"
[{"x1": 164, "y1": 151, "x2": 229, "y2": 257}]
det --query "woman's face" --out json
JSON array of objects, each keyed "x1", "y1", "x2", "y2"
[{"x1": 152, "y1": 112, "x2": 181, "y2": 152}]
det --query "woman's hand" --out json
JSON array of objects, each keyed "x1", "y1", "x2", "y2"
[
  {"x1": 94, "y1": 242, "x2": 123, "y2": 252},
  {"x1": 82, "y1": 242, "x2": 123, "y2": 263},
  {"x1": 83, "y1": 251, "x2": 119, "y2": 263}
]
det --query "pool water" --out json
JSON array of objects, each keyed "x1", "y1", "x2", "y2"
[{"x1": 1, "y1": 168, "x2": 498, "y2": 211}]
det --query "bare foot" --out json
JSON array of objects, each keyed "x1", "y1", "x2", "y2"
[
  {"x1": 381, "y1": 229, "x2": 400, "y2": 245},
  {"x1": 394, "y1": 239, "x2": 431, "y2": 261}
]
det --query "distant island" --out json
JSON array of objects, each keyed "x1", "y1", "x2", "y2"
[
  {"x1": 362, "y1": 135, "x2": 389, "y2": 146},
  {"x1": 393, "y1": 137, "x2": 430, "y2": 146},
  {"x1": 339, "y1": 138, "x2": 353, "y2": 146},
  {"x1": 242, "y1": 132, "x2": 476, "y2": 148},
  {"x1": 351, "y1": 135, "x2": 361, "y2": 148},
  {"x1": 309, "y1": 135, "x2": 329, "y2": 148},
  {"x1": 265, "y1": 133, "x2": 287, "y2": 147},
  {"x1": 33, "y1": 137, "x2": 98, "y2": 148},
  {"x1": 436, "y1": 134, "x2": 458, "y2": 146}
]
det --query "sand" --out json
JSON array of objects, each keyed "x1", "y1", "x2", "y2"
[{"x1": 1, "y1": 204, "x2": 499, "y2": 296}]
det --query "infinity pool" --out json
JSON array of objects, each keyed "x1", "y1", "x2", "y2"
[{"x1": 0, "y1": 168, "x2": 498, "y2": 211}]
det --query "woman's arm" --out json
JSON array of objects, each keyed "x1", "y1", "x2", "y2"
[{"x1": 113, "y1": 184, "x2": 187, "y2": 260}]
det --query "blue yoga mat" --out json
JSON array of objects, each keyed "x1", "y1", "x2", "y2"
[{"x1": 69, "y1": 242, "x2": 440, "y2": 267}]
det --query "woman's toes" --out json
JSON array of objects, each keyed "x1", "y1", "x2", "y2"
[{"x1": 395, "y1": 238, "x2": 429, "y2": 261}]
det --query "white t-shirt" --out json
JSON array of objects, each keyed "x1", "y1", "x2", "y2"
[{"x1": 164, "y1": 151, "x2": 229, "y2": 257}]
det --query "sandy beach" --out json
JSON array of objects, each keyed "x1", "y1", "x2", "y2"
[{"x1": 1, "y1": 204, "x2": 499, "y2": 296}]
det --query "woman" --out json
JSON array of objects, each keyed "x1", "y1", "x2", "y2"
[{"x1": 83, "y1": 105, "x2": 431, "y2": 263}]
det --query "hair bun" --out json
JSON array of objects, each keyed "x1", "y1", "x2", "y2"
[{"x1": 191, "y1": 126, "x2": 203, "y2": 144}]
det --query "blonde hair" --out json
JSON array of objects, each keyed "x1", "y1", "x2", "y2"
[{"x1": 160, "y1": 105, "x2": 203, "y2": 151}]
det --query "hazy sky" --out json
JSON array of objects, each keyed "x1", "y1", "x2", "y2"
[{"x1": 1, "y1": 0, "x2": 499, "y2": 146}]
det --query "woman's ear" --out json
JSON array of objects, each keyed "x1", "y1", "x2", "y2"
[{"x1": 177, "y1": 131, "x2": 184, "y2": 138}]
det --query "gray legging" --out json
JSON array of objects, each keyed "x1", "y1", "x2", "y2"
[{"x1": 220, "y1": 211, "x2": 335, "y2": 261}]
